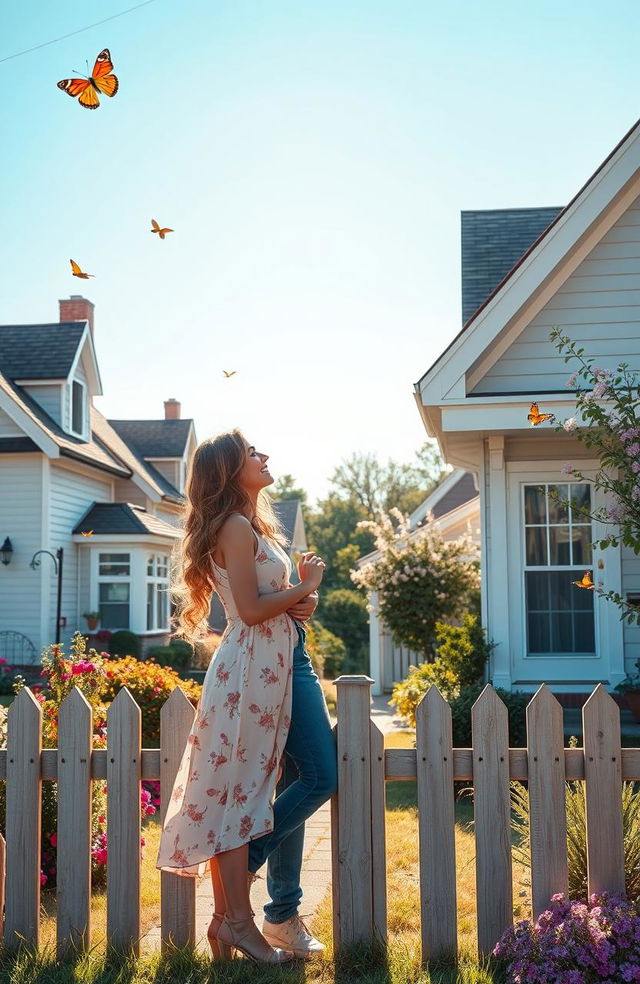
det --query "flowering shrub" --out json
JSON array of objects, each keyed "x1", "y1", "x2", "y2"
[
  {"x1": 552, "y1": 328, "x2": 640, "y2": 622},
  {"x1": 101, "y1": 654, "x2": 201, "y2": 746},
  {"x1": 493, "y1": 892, "x2": 640, "y2": 983},
  {"x1": 351, "y1": 509, "x2": 479, "y2": 656},
  {"x1": 1, "y1": 632, "x2": 197, "y2": 889},
  {"x1": 0, "y1": 657, "x2": 16, "y2": 696}
]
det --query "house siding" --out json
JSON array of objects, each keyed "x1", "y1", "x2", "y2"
[
  {"x1": 147, "y1": 460, "x2": 180, "y2": 489},
  {"x1": 22, "y1": 385, "x2": 62, "y2": 426},
  {"x1": 113, "y1": 477, "x2": 148, "y2": 506},
  {"x1": 48, "y1": 463, "x2": 113, "y2": 648},
  {"x1": 473, "y1": 198, "x2": 640, "y2": 394},
  {"x1": 622, "y1": 543, "x2": 640, "y2": 677},
  {"x1": 0, "y1": 455, "x2": 43, "y2": 656},
  {"x1": 0, "y1": 408, "x2": 24, "y2": 438}
]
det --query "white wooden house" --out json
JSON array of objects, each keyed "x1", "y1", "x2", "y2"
[
  {"x1": 415, "y1": 118, "x2": 640, "y2": 695},
  {"x1": 362, "y1": 470, "x2": 481, "y2": 695},
  {"x1": 0, "y1": 296, "x2": 196, "y2": 660}
]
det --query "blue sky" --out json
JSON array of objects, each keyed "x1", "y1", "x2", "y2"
[{"x1": 1, "y1": 1, "x2": 638, "y2": 501}]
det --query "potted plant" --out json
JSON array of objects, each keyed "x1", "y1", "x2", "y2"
[
  {"x1": 615, "y1": 658, "x2": 640, "y2": 722},
  {"x1": 82, "y1": 611, "x2": 101, "y2": 632}
]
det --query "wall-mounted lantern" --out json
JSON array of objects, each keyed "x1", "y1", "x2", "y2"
[{"x1": 0, "y1": 537, "x2": 13, "y2": 566}]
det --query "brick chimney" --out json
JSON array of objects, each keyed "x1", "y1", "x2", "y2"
[
  {"x1": 164, "y1": 398, "x2": 181, "y2": 420},
  {"x1": 59, "y1": 295, "x2": 95, "y2": 336}
]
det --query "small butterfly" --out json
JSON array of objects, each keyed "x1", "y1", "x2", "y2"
[
  {"x1": 222, "y1": 370, "x2": 237, "y2": 378},
  {"x1": 528, "y1": 402, "x2": 556, "y2": 426},
  {"x1": 151, "y1": 219, "x2": 174, "y2": 239},
  {"x1": 573, "y1": 571, "x2": 595, "y2": 589},
  {"x1": 80, "y1": 530, "x2": 94, "y2": 538},
  {"x1": 57, "y1": 49, "x2": 118, "y2": 110},
  {"x1": 70, "y1": 259, "x2": 94, "y2": 279}
]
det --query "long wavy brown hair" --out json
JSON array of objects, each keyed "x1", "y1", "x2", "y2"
[{"x1": 172, "y1": 429, "x2": 284, "y2": 640}]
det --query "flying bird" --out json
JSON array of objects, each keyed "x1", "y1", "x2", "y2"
[
  {"x1": 528, "y1": 402, "x2": 556, "y2": 426},
  {"x1": 80, "y1": 530, "x2": 94, "y2": 538},
  {"x1": 70, "y1": 259, "x2": 94, "y2": 279},
  {"x1": 573, "y1": 571, "x2": 595, "y2": 589},
  {"x1": 57, "y1": 49, "x2": 118, "y2": 110},
  {"x1": 151, "y1": 219, "x2": 174, "y2": 239},
  {"x1": 222, "y1": 370, "x2": 237, "y2": 378}
]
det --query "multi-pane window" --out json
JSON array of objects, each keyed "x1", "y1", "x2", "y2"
[
  {"x1": 147, "y1": 553, "x2": 170, "y2": 631},
  {"x1": 98, "y1": 553, "x2": 130, "y2": 629},
  {"x1": 524, "y1": 484, "x2": 595, "y2": 656}
]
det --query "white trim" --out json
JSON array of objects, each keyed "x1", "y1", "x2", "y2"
[
  {"x1": 72, "y1": 533, "x2": 178, "y2": 545},
  {"x1": 418, "y1": 126, "x2": 640, "y2": 405},
  {"x1": 0, "y1": 383, "x2": 59, "y2": 456},
  {"x1": 67, "y1": 324, "x2": 103, "y2": 396},
  {"x1": 13, "y1": 378, "x2": 66, "y2": 385}
]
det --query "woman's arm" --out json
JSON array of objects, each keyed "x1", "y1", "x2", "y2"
[{"x1": 219, "y1": 514, "x2": 324, "y2": 626}]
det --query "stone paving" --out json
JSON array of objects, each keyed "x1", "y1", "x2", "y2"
[{"x1": 141, "y1": 690, "x2": 403, "y2": 954}]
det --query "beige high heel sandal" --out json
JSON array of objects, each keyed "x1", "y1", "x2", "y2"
[
  {"x1": 217, "y1": 914, "x2": 295, "y2": 964},
  {"x1": 207, "y1": 912, "x2": 233, "y2": 961}
]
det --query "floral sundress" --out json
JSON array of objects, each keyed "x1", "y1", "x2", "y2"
[{"x1": 156, "y1": 531, "x2": 296, "y2": 878}]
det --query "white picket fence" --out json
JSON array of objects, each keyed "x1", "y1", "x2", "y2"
[{"x1": 0, "y1": 676, "x2": 635, "y2": 965}]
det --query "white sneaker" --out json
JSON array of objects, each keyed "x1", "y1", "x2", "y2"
[{"x1": 262, "y1": 915, "x2": 325, "y2": 959}]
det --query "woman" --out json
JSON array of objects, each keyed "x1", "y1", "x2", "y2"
[{"x1": 156, "y1": 430, "x2": 336, "y2": 964}]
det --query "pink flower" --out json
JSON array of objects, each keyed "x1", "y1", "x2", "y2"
[
  {"x1": 566, "y1": 373, "x2": 578, "y2": 387},
  {"x1": 49, "y1": 832, "x2": 57, "y2": 847},
  {"x1": 561, "y1": 462, "x2": 574, "y2": 476}
]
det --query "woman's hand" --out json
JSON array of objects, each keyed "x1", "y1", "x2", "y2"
[
  {"x1": 286, "y1": 590, "x2": 318, "y2": 622},
  {"x1": 298, "y1": 552, "x2": 325, "y2": 590}
]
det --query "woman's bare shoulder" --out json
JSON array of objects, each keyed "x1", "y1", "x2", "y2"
[{"x1": 218, "y1": 513, "x2": 254, "y2": 546}]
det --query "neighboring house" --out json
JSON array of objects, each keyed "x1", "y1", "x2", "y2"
[
  {"x1": 414, "y1": 118, "x2": 640, "y2": 695},
  {"x1": 0, "y1": 295, "x2": 196, "y2": 660},
  {"x1": 361, "y1": 470, "x2": 481, "y2": 695},
  {"x1": 208, "y1": 498, "x2": 308, "y2": 633}
]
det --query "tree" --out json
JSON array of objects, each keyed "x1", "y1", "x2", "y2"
[
  {"x1": 329, "y1": 442, "x2": 447, "y2": 519},
  {"x1": 319, "y1": 589, "x2": 370, "y2": 673},
  {"x1": 269, "y1": 474, "x2": 307, "y2": 505},
  {"x1": 305, "y1": 494, "x2": 374, "y2": 594}
]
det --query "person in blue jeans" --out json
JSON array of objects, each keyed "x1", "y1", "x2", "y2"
[{"x1": 248, "y1": 619, "x2": 338, "y2": 958}]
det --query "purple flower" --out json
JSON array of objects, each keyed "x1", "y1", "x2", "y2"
[{"x1": 561, "y1": 462, "x2": 574, "y2": 476}]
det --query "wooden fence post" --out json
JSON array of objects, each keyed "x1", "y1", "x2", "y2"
[
  {"x1": 57, "y1": 687, "x2": 93, "y2": 959},
  {"x1": 472, "y1": 685, "x2": 512, "y2": 958},
  {"x1": 370, "y1": 719, "x2": 387, "y2": 944},
  {"x1": 416, "y1": 685, "x2": 457, "y2": 964},
  {"x1": 583, "y1": 685, "x2": 625, "y2": 895},
  {"x1": 4, "y1": 688, "x2": 42, "y2": 952},
  {"x1": 526, "y1": 685, "x2": 568, "y2": 917},
  {"x1": 332, "y1": 675, "x2": 375, "y2": 948},
  {"x1": 106, "y1": 687, "x2": 141, "y2": 955},
  {"x1": 160, "y1": 686, "x2": 197, "y2": 952}
]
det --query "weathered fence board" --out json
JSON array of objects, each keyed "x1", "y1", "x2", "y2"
[
  {"x1": 57, "y1": 688, "x2": 93, "y2": 958},
  {"x1": 416, "y1": 686, "x2": 457, "y2": 963},
  {"x1": 4, "y1": 688, "x2": 42, "y2": 951},
  {"x1": 334, "y1": 675, "x2": 374, "y2": 943},
  {"x1": 106, "y1": 688, "x2": 142, "y2": 955},
  {"x1": 160, "y1": 687, "x2": 197, "y2": 952},
  {"x1": 527, "y1": 685, "x2": 569, "y2": 917},
  {"x1": 583, "y1": 685, "x2": 625, "y2": 895},
  {"x1": 472, "y1": 685, "x2": 512, "y2": 957},
  {"x1": 370, "y1": 720, "x2": 387, "y2": 942}
]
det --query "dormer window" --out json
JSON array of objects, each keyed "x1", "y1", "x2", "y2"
[{"x1": 71, "y1": 379, "x2": 86, "y2": 437}]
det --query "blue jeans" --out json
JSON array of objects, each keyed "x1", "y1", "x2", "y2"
[{"x1": 247, "y1": 623, "x2": 337, "y2": 923}]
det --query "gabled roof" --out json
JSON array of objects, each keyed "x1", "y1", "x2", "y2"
[
  {"x1": 0, "y1": 322, "x2": 85, "y2": 379},
  {"x1": 107, "y1": 419, "x2": 193, "y2": 458},
  {"x1": 0, "y1": 370, "x2": 130, "y2": 475},
  {"x1": 91, "y1": 409, "x2": 184, "y2": 502},
  {"x1": 411, "y1": 470, "x2": 478, "y2": 527},
  {"x1": 273, "y1": 499, "x2": 305, "y2": 550},
  {"x1": 461, "y1": 208, "x2": 562, "y2": 324},
  {"x1": 72, "y1": 502, "x2": 181, "y2": 537},
  {"x1": 417, "y1": 117, "x2": 640, "y2": 401}
]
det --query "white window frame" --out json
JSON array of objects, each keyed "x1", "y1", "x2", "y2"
[
  {"x1": 97, "y1": 552, "x2": 131, "y2": 630},
  {"x1": 506, "y1": 461, "x2": 625, "y2": 687},
  {"x1": 146, "y1": 552, "x2": 170, "y2": 631},
  {"x1": 521, "y1": 480, "x2": 596, "y2": 659},
  {"x1": 70, "y1": 378, "x2": 87, "y2": 438}
]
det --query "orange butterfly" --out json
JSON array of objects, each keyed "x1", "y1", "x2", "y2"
[
  {"x1": 57, "y1": 49, "x2": 118, "y2": 110},
  {"x1": 222, "y1": 370, "x2": 237, "y2": 378},
  {"x1": 573, "y1": 571, "x2": 595, "y2": 589},
  {"x1": 80, "y1": 530, "x2": 94, "y2": 538},
  {"x1": 70, "y1": 259, "x2": 94, "y2": 279},
  {"x1": 151, "y1": 219, "x2": 174, "y2": 239},
  {"x1": 528, "y1": 402, "x2": 556, "y2": 426}
]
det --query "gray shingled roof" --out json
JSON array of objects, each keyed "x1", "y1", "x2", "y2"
[
  {"x1": 430, "y1": 472, "x2": 478, "y2": 519},
  {"x1": 461, "y1": 207, "x2": 563, "y2": 324},
  {"x1": 73, "y1": 502, "x2": 181, "y2": 537},
  {"x1": 0, "y1": 322, "x2": 86, "y2": 379},
  {"x1": 108, "y1": 419, "x2": 192, "y2": 458},
  {"x1": 273, "y1": 499, "x2": 300, "y2": 550}
]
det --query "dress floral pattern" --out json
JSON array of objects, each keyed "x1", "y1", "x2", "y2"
[{"x1": 156, "y1": 532, "x2": 296, "y2": 878}]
